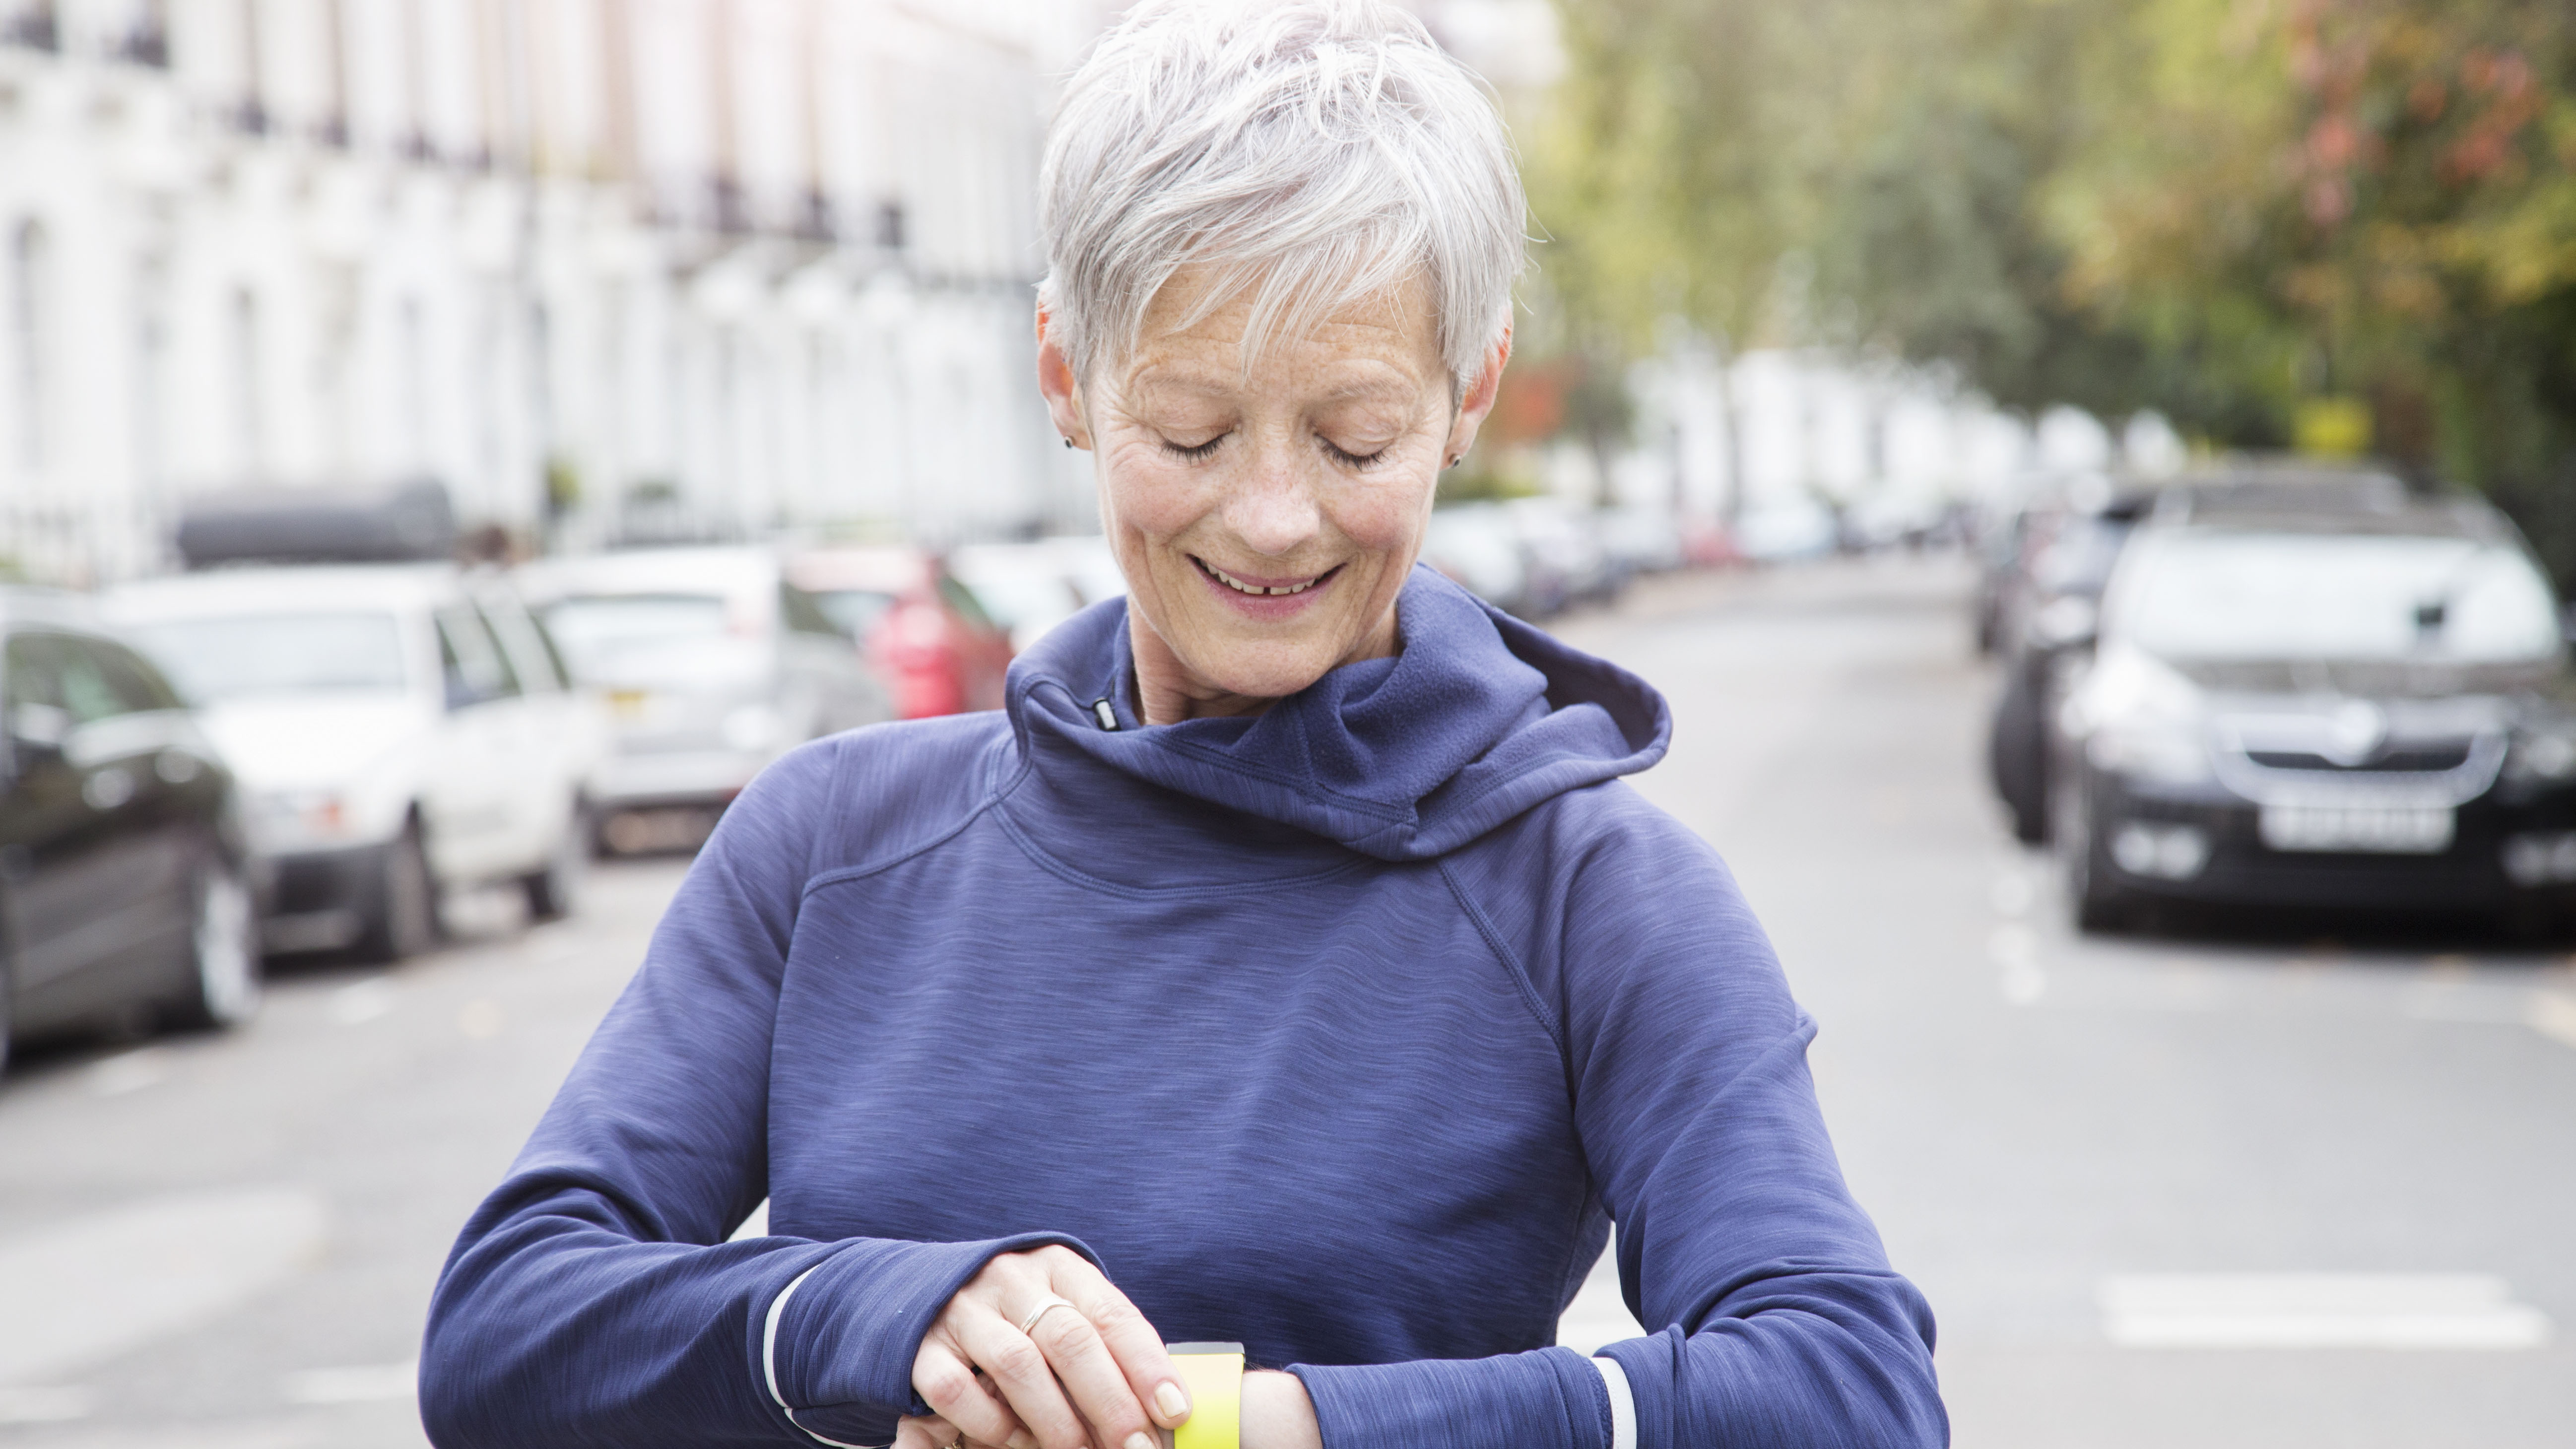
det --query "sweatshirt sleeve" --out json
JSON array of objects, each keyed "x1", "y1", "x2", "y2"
[
  {"x1": 1290, "y1": 812, "x2": 1944, "y2": 1449},
  {"x1": 420, "y1": 740, "x2": 1085, "y2": 1449}
]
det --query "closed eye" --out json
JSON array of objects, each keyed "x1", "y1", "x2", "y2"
[
  {"x1": 1161, "y1": 433, "x2": 1228, "y2": 462},
  {"x1": 1321, "y1": 437, "x2": 1391, "y2": 469}
]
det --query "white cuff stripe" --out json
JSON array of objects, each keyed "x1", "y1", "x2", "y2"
[
  {"x1": 765, "y1": 1265, "x2": 885, "y2": 1448},
  {"x1": 1592, "y1": 1355, "x2": 1636, "y2": 1449}
]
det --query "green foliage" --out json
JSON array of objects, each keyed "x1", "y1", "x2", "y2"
[{"x1": 1537, "y1": 0, "x2": 2576, "y2": 575}]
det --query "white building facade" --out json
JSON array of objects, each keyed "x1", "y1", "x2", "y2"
[{"x1": 0, "y1": 0, "x2": 1079, "y2": 587}]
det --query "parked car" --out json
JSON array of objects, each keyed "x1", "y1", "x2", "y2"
[
  {"x1": 0, "y1": 591, "x2": 264, "y2": 1069},
  {"x1": 1505, "y1": 496, "x2": 1620, "y2": 607},
  {"x1": 1597, "y1": 503, "x2": 1689, "y2": 576},
  {"x1": 517, "y1": 547, "x2": 893, "y2": 851},
  {"x1": 1423, "y1": 504, "x2": 1535, "y2": 615},
  {"x1": 949, "y1": 542, "x2": 1091, "y2": 656},
  {"x1": 110, "y1": 564, "x2": 601, "y2": 960},
  {"x1": 2049, "y1": 485, "x2": 2576, "y2": 934},
  {"x1": 1987, "y1": 465, "x2": 2412, "y2": 845},
  {"x1": 787, "y1": 546, "x2": 1013, "y2": 718}
]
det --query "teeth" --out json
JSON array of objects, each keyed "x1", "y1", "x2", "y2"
[{"x1": 1206, "y1": 562, "x2": 1319, "y2": 596}]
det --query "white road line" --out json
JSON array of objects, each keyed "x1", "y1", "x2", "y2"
[
  {"x1": 328, "y1": 980, "x2": 396, "y2": 1025},
  {"x1": 2528, "y1": 991, "x2": 2576, "y2": 1050},
  {"x1": 2100, "y1": 1273, "x2": 2552, "y2": 1350},
  {"x1": 0, "y1": 1386, "x2": 94, "y2": 1424},
  {"x1": 1989, "y1": 922, "x2": 2044, "y2": 1004},
  {"x1": 0, "y1": 1188, "x2": 328, "y2": 1384},
  {"x1": 281, "y1": 1360, "x2": 418, "y2": 1405},
  {"x1": 85, "y1": 1049, "x2": 168, "y2": 1097}
]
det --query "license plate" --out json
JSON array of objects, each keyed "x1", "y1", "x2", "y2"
[{"x1": 2258, "y1": 804, "x2": 2454, "y2": 855}]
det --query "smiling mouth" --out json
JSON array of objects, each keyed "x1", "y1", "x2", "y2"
[{"x1": 1193, "y1": 556, "x2": 1341, "y2": 597}]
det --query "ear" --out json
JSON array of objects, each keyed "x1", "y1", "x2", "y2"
[
  {"x1": 1036, "y1": 305, "x2": 1089, "y2": 450},
  {"x1": 1443, "y1": 324, "x2": 1513, "y2": 464}
]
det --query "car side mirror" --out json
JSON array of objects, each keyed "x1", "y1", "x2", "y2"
[
  {"x1": 2033, "y1": 595, "x2": 2100, "y2": 650},
  {"x1": 6, "y1": 702, "x2": 70, "y2": 773}
]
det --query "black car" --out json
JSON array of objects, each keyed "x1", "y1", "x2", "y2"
[
  {"x1": 2050, "y1": 489, "x2": 2576, "y2": 934},
  {"x1": 1, "y1": 592, "x2": 263, "y2": 1071}
]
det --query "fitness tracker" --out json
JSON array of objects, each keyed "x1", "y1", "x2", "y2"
[{"x1": 1164, "y1": 1341, "x2": 1244, "y2": 1449}]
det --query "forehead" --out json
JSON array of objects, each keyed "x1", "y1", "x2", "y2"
[{"x1": 1114, "y1": 267, "x2": 1441, "y2": 396}]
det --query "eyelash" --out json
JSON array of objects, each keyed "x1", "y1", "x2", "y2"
[{"x1": 1159, "y1": 432, "x2": 1388, "y2": 469}]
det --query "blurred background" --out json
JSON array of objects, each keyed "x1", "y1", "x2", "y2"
[{"x1": 1, "y1": 1, "x2": 2574, "y2": 1447}]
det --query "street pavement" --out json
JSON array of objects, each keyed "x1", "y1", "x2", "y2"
[{"x1": 3, "y1": 553, "x2": 2573, "y2": 1448}]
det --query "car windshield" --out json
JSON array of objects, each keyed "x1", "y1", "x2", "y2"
[
  {"x1": 2116, "y1": 530, "x2": 2562, "y2": 663},
  {"x1": 538, "y1": 594, "x2": 764, "y2": 689},
  {"x1": 126, "y1": 611, "x2": 408, "y2": 702},
  {"x1": 808, "y1": 589, "x2": 898, "y2": 640}
]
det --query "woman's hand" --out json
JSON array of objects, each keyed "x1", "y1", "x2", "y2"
[{"x1": 899, "y1": 1245, "x2": 1190, "y2": 1449}]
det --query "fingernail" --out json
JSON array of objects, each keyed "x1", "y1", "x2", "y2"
[
  {"x1": 1124, "y1": 1434, "x2": 1157, "y2": 1449},
  {"x1": 1007, "y1": 1434, "x2": 1038, "y2": 1449},
  {"x1": 1154, "y1": 1381, "x2": 1189, "y2": 1422}
]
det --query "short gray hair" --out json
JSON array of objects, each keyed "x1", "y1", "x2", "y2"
[{"x1": 1038, "y1": 0, "x2": 1525, "y2": 395}]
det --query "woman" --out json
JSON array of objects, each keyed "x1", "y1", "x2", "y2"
[{"x1": 422, "y1": 3, "x2": 1944, "y2": 1448}]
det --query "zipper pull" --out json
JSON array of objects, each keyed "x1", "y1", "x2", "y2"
[{"x1": 1090, "y1": 699, "x2": 1119, "y2": 731}]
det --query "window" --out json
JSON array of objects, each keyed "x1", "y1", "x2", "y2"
[
  {"x1": 125, "y1": 611, "x2": 407, "y2": 703},
  {"x1": 435, "y1": 604, "x2": 520, "y2": 708},
  {"x1": 11, "y1": 220, "x2": 51, "y2": 472},
  {"x1": 70, "y1": 636, "x2": 184, "y2": 715}
]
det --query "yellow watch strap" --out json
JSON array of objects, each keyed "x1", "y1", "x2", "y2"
[{"x1": 1167, "y1": 1342, "x2": 1244, "y2": 1449}]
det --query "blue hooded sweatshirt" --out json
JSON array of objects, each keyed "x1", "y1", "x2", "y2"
[{"x1": 421, "y1": 566, "x2": 1944, "y2": 1449}]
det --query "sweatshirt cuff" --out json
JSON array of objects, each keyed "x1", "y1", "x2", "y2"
[
  {"x1": 1289, "y1": 1346, "x2": 1609, "y2": 1449},
  {"x1": 1594, "y1": 1329, "x2": 1682, "y2": 1449},
  {"x1": 764, "y1": 1231, "x2": 1096, "y2": 1446}
]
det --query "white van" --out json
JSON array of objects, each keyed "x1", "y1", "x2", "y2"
[{"x1": 106, "y1": 563, "x2": 605, "y2": 960}]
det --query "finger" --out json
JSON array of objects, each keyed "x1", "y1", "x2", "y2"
[
  {"x1": 1024, "y1": 1294, "x2": 1157, "y2": 1449},
  {"x1": 1050, "y1": 1262, "x2": 1186, "y2": 1429},
  {"x1": 912, "y1": 1335, "x2": 1033, "y2": 1449},
  {"x1": 892, "y1": 1414, "x2": 957, "y2": 1449},
  {"x1": 955, "y1": 1307, "x2": 1090, "y2": 1449}
]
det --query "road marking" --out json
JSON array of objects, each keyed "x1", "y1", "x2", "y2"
[
  {"x1": 0, "y1": 1188, "x2": 328, "y2": 1384},
  {"x1": 329, "y1": 980, "x2": 396, "y2": 1025},
  {"x1": 281, "y1": 1360, "x2": 417, "y2": 1405},
  {"x1": 0, "y1": 1386, "x2": 93, "y2": 1423},
  {"x1": 2529, "y1": 991, "x2": 2576, "y2": 1050},
  {"x1": 2100, "y1": 1273, "x2": 2552, "y2": 1350},
  {"x1": 85, "y1": 1049, "x2": 168, "y2": 1097},
  {"x1": 1989, "y1": 923, "x2": 2044, "y2": 1004}
]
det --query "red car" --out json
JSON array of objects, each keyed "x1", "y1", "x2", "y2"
[{"x1": 786, "y1": 547, "x2": 1013, "y2": 719}]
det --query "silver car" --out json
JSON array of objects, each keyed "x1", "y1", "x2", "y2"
[{"x1": 516, "y1": 548, "x2": 894, "y2": 852}]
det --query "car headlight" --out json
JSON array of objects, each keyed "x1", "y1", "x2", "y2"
[
  {"x1": 258, "y1": 789, "x2": 358, "y2": 843},
  {"x1": 2088, "y1": 721, "x2": 2214, "y2": 785},
  {"x1": 2508, "y1": 727, "x2": 2576, "y2": 781},
  {"x1": 721, "y1": 704, "x2": 781, "y2": 752}
]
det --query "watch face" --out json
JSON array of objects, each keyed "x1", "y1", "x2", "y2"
[{"x1": 1163, "y1": 1342, "x2": 1245, "y2": 1356}]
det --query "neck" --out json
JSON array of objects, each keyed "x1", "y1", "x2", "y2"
[{"x1": 1127, "y1": 602, "x2": 1401, "y2": 726}]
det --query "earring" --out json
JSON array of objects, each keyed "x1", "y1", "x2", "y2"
[{"x1": 1063, "y1": 437, "x2": 1075, "y2": 449}]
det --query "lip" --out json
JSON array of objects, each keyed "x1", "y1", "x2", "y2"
[{"x1": 1190, "y1": 554, "x2": 1343, "y2": 619}]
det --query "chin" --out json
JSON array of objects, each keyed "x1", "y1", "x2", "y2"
[{"x1": 1183, "y1": 636, "x2": 1346, "y2": 700}]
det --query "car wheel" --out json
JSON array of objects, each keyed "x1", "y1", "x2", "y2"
[
  {"x1": 357, "y1": 823, "x2": 438, "y2": 964},
  {"x1": 1989, "y1": 663, "x2": 2050, "y2": 845},
  {"x1": 169, "y1": 861, "x2": 262, "y2": 1031},
  {"x1": 522, "y1": 801, "x2": 589, "y2": 922},
  {"x1": 2057, "y1": 777, "x2": 2134, "y2": 933}
]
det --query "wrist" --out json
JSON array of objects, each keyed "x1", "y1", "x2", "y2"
[{"x1": 1238, "y1": 1370, "x2": 1321, "y2": 1449}]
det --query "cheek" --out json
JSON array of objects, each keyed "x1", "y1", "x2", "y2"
[
  {"x1": 1333, "y1": 476, "x2": 1436, "y2": 557},
  {"x1": 1100, "y1": 447, "x2": 1216, "y2": 539}
]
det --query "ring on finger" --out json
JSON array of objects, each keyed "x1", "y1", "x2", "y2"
[{"x1": 1016, "y1": 1294, "x2": 1081, "y2": 1338}]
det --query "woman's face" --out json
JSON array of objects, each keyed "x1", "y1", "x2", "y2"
[{"x1": 1040, "y1": 271, "x2": 1506, "y2": 713}]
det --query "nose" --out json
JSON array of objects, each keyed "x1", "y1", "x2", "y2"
[{"x1": 1219, "y1": 441, "x2": 1322, "y2": 558}]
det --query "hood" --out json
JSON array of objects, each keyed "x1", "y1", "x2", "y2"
[
  {"x1": 196, "y1": 692, "x2": 430, "y2": 792},
  {"x1": 1002, "y1": 564, "x2": 1669, "y2": 862}
]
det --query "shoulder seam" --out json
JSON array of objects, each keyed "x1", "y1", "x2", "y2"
[
  {"x1": 797, "y1": 730, "x2": 1028, "y2": 900},
  {"x1": 1437, "y1": 856, "x2": 1567, "y2": 1059}
]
